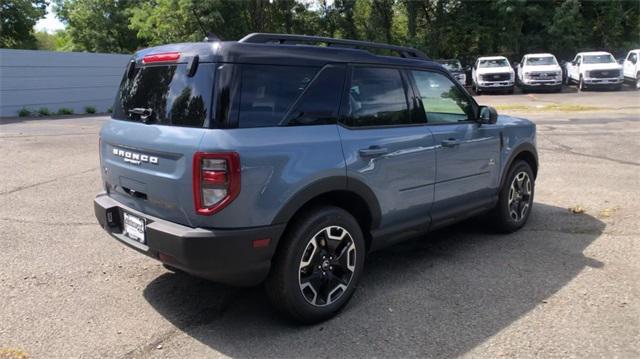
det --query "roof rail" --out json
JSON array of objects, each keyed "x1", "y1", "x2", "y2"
[{"x1": 239, "y1": 33, "x2": 430, "y2": 60}]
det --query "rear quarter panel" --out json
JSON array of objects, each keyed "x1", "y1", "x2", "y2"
[{"x1": 195, "y1": 125, "x2": 346, "y2": 228}]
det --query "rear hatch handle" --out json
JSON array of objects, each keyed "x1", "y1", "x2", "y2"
[{"x1": 128, "y1": 108, "x2": 154, "y2": 123}]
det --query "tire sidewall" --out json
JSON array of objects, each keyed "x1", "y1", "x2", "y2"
[
  {"x1": 274, "y1": 206, "x2": 365, "y2": 322},
  {"x1": 496, "y1": 161, "x2": 535, "y2": 232}
]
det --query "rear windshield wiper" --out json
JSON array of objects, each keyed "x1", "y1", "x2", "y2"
[{"x1": 128, "y1": 108, "x2": 154, "y2": 123}]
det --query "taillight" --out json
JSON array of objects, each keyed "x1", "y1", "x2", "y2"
[
  {"x1": 193, "y1": 152, "x2": 240, "y2": 215},
  {"x1": 142, "y1": 52, "x2": 181, "y2": 64}
]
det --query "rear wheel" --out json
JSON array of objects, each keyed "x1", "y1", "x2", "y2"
[
  {"x1": 488, "y1": 160, "x2": 535, "y2": 233},
  {"x1": 266, "y1": 206, "x2": 365, "y2": 323}
]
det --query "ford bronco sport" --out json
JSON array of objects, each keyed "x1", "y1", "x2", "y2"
[{"x1": 94, "y1": 33, "x2": 538, "y2": 323}]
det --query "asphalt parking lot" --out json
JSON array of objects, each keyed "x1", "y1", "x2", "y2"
[{"x1": 1, "y1": 88, "x2": 639, "y2": 358}]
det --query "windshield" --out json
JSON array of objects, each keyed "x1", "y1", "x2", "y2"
[
  {"x1": 583, "y1": 54, "x2": 615, "y2": 64},
  {"x1": 113, "y1": 63, "x2": 214, "y2": 128},
  {"x1": 479, "y1": 59, "x2": 509, "y2": 68},
  {"x1": 438, "y1": 60, "x2": 462, "y2": 71},
  {"x1": 526, "y1": 56, "x2": 557, "y2": 66}
]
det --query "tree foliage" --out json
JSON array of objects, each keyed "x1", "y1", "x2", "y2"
[
  {"x1": 1, "y1": 0, "x2": 47, "y2": 48},
  {"x1": 27, "y1": 0, "x2": 640, "y2": 61}
]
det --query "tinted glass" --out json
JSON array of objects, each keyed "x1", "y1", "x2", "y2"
[
  {"x1": 584, "y1": 54, "x2": 615, "y2": 64},
  {"x1": 347, "y1": 67, "x2": 413, "y2": 127},
  {"x1": 479, "y1": 59, "x2": 509, "y2": 68},
  {"x1": 438, "y1": 60, "x2": 462, "y2": 71},
  {"x1": 238, "y1": 65, "x2": 318, "y2": 128},
  {"x1": 113, "y1": 63, "x2": 214, "y2": 128},
  {"x1": 526, "y1": 56, "x2": 557, "y2": 65},
  {"x1": 412, "y1": 71, "x2": 473, "y2": 124},
  {"x1": 284, "y1": 65, "x2": 345, "y2": 126}
]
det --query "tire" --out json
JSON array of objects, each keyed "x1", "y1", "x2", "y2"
[
  {"x1": 488, "y1": 160, "x2": 535, "y2": 233},
  {"x1": 635, "y1": 73, "x2": 640, "y2": 90},
  {"x1": 265, "y1": 206, "x2": 366, "y2": 324},
  {"x1": 578, "y1": 75, "x2": 586, "y2": 92}
]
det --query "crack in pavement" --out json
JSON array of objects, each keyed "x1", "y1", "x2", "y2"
[
  {"x1": 0, "y1": 217, "x2": 96, "y2": 226},
  {"x1": 541, "y1": 138, "x2": 640, "y2": 166},
  {"x1": 0, "y1": 167, "x2": 100, "y2": 196}
]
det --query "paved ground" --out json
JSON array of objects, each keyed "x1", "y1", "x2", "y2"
[{"x1": 1, "y1": 87, "x2": 639, "y2": 358}]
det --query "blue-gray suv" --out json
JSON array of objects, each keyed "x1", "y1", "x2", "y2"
[{"x1": 94, "y1": 33, "x2": 538, "y2": 323}]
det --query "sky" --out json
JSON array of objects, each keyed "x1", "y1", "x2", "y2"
[{"x1": 34, "y1": 3, "x2": 65, "y2": 33}]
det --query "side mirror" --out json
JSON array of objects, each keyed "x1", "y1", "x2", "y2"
[{"x1": 478, "y1": 106, "x2": 498, "y2": 124}]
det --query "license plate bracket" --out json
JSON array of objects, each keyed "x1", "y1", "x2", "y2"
[{"x1": 123, "y1": 212, "x2": 146, "y2": 244}]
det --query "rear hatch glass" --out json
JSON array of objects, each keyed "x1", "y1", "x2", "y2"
[{"x1": 112, "y1": 63, "x2": 214, "y2": 127}]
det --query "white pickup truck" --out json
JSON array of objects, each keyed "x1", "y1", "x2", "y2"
[
  {"x1": 516, "y1": 53, "x2": 562, "y2": 92},
  {"x1": 623, "y1": 49, "x2": 640, "y2": 90},
  {"x1": 472, "y1": 56, "x2": 515, "y2": 94},
  {"x1": 564, "y1": 51, "x2": 623, "y2": 91}
]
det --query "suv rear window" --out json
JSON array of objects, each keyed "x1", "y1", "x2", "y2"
[
  {"x1": 113, "y1": 63, "x2": 214, "y2": 128},
  {"x1": 238, "y1": 65, "x2": 318, "y2": 128}
]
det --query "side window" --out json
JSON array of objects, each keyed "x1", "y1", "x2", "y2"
[
  {"x1": 411, "y1": 70, "x2": 474, "y2": 124},
  {"x1": 284, "y1": 65, "x2": 345, "y2": 126},
  {"x1": 630, "y1": 53, "x2": 638, "y2": 63},
  {"x1": 238, "y1": 65, "x2": 317, "y2": 128},
  {"x1": 576, "y1": 56, "x2": 581, "y2": 65},
  {"x1": 346, "y1": 67, "x2": 415, "y2": 127}
]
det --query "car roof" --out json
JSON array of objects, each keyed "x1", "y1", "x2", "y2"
[
  {"x1": 477, "y1": 56, "x2": 508, "y2": 61},
  {"x1": 578, "y1": 51, "x2": 613, "y2": 56},
  {"x1": 524, "y1": 53, "x2": 556, "y2": 58},
  {"x1": 133, "y1": 39, "x2": 441, "y2": 70}
]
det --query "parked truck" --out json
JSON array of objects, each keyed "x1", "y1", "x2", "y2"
[
  {"x1": 623, "y1": 49, "x2": 640, "y2": 90},
  {"x1": 472, "y1": 56, "x2": 515, "y2": 94},
  {"x1": 564, "y1": 51, "x2": 623, "y2": 91},
  {"x1": 516, "y1": 53, "x2": 562, "y2": 93}
]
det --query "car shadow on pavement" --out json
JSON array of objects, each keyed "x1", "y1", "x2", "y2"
[{"x1": 142, "y1": 202, "x2": 605, "y2": 357}]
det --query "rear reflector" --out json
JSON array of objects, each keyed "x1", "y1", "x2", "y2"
[
  {"x1": 253, "y1": 238, "x2": 271, "y2": 248},
  {"x1": 142, "y1": 52, "x2": 181, "y2": 64}
]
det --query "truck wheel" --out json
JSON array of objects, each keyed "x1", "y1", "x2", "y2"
[
  {"x1": 474, "y1": 84, "x2": 482, "y2": 95},
  {"x1": 266, "y1": 205, "x2": 365, "y2": 323},
  {"x1": 488, "y1": 160, "x2": 535, "y2": 233},
  {"x1": 636, "y1": 73, "x2": 640, "y2": 90},
  {"x1": 578, "y1": 76, "x2": 586, "y2": 92}
]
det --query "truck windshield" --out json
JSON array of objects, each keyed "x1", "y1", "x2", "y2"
[
  {"x1": 526, "y1": 56, "x2": 557, "y2": 65},
  {"x1": 438, "y1": 60, "x2": 462, "y2": 71},
  {"x1": 112, "y1": 63, "x2": 214, "y2": 128},
  {"x1": 479, "y1": 59, "x2": 509, "y2": 68},
  {"x1": 583, "y1": 55, "x2": 615, "y2": 64}
]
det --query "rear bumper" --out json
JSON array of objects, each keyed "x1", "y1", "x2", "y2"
[{"x1": 94, "y1": 193, "x2": 285, "y2": 286}]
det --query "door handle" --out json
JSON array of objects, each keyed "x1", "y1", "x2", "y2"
[
  {"x1": 441, "y1": 139, "x2": 461, "y2": 148},
  {"x1": 359, "y1": 146, "x2": 389, "y2": 157}
]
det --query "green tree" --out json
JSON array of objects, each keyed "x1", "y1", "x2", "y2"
[
  {"x1": 547, "y1": 0, "x2": 585, "y2": 60},
  {"x1": 1, "y1": 0, "x2": 47, "y2": 48},
  {"x1": 54, "y1": 0, "x2": 139, "y2": 53}
]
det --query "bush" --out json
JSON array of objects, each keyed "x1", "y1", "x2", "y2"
[
  {"x1": 85, "y1": 106, "x2": 96, "y2": 114},
  {"x1": 18, "y1": 108, "x2": 31, "y2": 117},
  {"x1": 107, "y1": 107, "x2": 113, "y2": 113},
  {"x1": 37, "y1": 107, "x2": 51, "y2": 116},
  {"x1": 57, "y1": 107, "x2": 74, "y2": 115}
]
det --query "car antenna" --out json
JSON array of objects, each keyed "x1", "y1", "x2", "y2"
[{"x1": 191, "y1": 8, "x2": 221, "y2": 42}]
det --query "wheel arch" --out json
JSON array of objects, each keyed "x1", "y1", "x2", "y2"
[
  {"x1": 500, "y1": 143, "x2": 538, "y2": 189},
  {"x1": 271, "y1": 176, "x2": 381, "y2": 251}
]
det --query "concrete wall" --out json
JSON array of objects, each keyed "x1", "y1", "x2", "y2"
[{"x1": 0, "y1": 49, "x2": 131, "y2": 117}]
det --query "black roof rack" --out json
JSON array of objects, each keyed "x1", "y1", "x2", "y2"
[{"x1": 239, "y1": 33, "x2": 429, "y2": 60}]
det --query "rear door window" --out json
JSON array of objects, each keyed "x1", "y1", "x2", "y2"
[
  {"x1": 113, "y1": 63, "x2": 214, "y2": 128},
  {"x1": 345, "y1": 67, "x2": 415, "y2": 127},
  {"x1": 238, "y1": 65, "x2": 318, "y2": 128}
]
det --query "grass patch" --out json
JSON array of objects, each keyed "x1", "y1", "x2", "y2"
[
  {"x1": 57, "y1": 107, "x2": 74, "y2": 115},
  {"x1": 18, "y1": 108, "x2": 31, "y2": 117},
  {"x1": 84, "y1": 106, "x2": 97, "y2": 114},
  {"x1": 496, "y1": 103, "x2": 602, "y2": 112},
  {"x1": 37, "y1": 107, "x2": 51, "y2": 116}
]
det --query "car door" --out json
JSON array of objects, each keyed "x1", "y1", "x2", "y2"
[
  {"x1": 624, "y1": 52, "x2": 637, "y2": 78},
  {"x1": 570, "y1": 55, "x2": 581, "y2": 81},
  {"x1": 409, "y1": 69, "x2": 501, "y2": 225},
  {"x1": 337, "y1": 66, "x2": 437, "y2": 236}
]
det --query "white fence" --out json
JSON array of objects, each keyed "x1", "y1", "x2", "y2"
[{"x1": 0, "y1": 49, "x2": 131, "y2": 117}]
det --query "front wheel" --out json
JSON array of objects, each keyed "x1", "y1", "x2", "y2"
[
  {"x1": 266, "y1": 206, "x2": 365, "y2": 323},
  {"x1": 578, "y1": 76, "x2": 586, "y2": 92},
  {"x1": 636, "y1": 73, "x2": 640, "y2": 90},
  {"x1": 488, "y1": 160, "x2": 535, "y2": 233}
]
